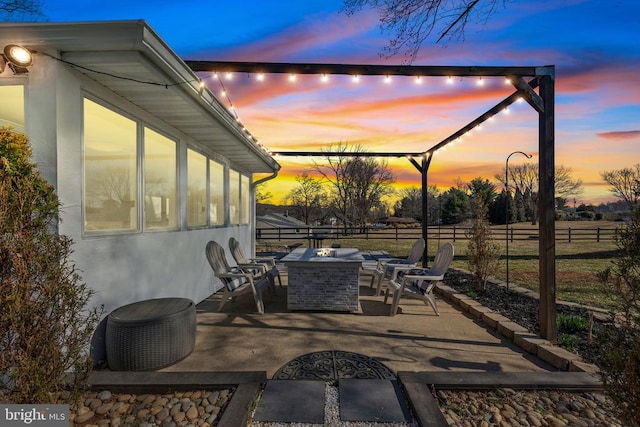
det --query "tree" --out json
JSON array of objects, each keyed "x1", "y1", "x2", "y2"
[
  {"x1": 255, "y1": 183, "x2": 273, "y2": 204},
  {"x1": 495, "y1": 163, "x2": 583, "y2": 224},
  {"x1": 601, "y1": 164, "x2": 640, "y2": 213},
  {"x1": 341, "y1": 0, "x2": 508, "y2": 61},
  {"x1": 0, "y1": 0, "x2": 44, "y2": 20},
  {"x1": 441, "y1": 187, "x2": 469, "y2": 224},
  {"x1": 284, "y1": 173, "x2": 326, "y2": 225},
  {"x1": 393, "y1": 185, "x2": 440, "y2": 223},
  {"x1": 466, "y1": 177, "x2": 497, "y2": 215},
  {"x1": 0, "y1": 127, "x2": 100, "y2": 404},
  {"x1": 314, "y1": 144, "x2": 395, "y2": 231}
]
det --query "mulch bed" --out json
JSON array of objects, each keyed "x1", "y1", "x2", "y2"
[{"x1": 442, "y1": 270, "x2": 611, "y2": 366}]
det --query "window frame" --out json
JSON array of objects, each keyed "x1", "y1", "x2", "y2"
[
  {"x1": 82, "y1": 96, "x2": 140, "y2": 237},
  {"x1": 143, "y1": 125, "x2": 179, "y2": 232}
]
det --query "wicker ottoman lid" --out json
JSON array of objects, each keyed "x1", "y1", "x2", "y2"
[{"x1": 109, "y1": 297, "x2": 193, "y2": 323}]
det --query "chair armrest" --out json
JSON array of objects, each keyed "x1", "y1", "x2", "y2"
[
  {"x1": 388, "y1": 265, "x2": 419, "y2": 281},
  {"x1": 249, "y1": 256, "x2": 276, "y2": 266},
  {"x1": 217, "y1": 271, "x2": 252, "y2": 280},
  {"x1": 237, "y1": 263, "x2": 268, "y2": 275},
  {"x1": 401, "y1": 272, "x2": 444, "y2": 282}
]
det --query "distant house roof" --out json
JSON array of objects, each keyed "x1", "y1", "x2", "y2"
[
  {"x1": 257, "y1": 213, "x2": 306, "y2": 228},
  {"x1": 0, "y1": 20, "x2": 279, "y2": 174}
]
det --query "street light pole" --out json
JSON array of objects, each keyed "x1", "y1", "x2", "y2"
[{"x1": 505, "y1": 151, "x2": 533, "y2": 290}]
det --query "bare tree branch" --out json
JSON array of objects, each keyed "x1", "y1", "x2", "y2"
[
  {"x1": 342, "y1": 0, "x2": 510, "y2": 62},
  {"x1": 0, "y1": 0, "x2": 45, "y2": 21}
]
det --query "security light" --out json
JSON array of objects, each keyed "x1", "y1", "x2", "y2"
[{"x1": 1, "y1": 44, "x2": 33, "y2": 74}]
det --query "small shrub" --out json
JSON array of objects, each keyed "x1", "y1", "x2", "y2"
[
  {"x1": 466, "y1": 199, "x2": 501, "y2": 290},
  {"x1": 557, "y1": 314, "x2": 588, "y2": 335},
  {"x1": 0, "y1": 127, "x2": 100, "y2": 405},
  {"x1": 557, "y1": 333, "x2": 579, "y2": 351}
]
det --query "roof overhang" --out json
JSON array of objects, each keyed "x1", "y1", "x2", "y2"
[{"x1": 0, "y1": 20, "x2": 280, "y2": 174}]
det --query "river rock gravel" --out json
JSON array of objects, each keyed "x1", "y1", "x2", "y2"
[
  {"x1": 436, "y1": 388, "x2": 622, "y2": 427},
  {"x1": 59, "y1": 388, "x2": 234, "y2": 426}
]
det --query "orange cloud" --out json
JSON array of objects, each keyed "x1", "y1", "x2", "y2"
[{"x1": 597, "y1": 130, "x2": 640, "y2": 140}]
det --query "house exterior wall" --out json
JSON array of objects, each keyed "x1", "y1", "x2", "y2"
[{"x1": 12, "y1": 55, "x2": 255, "y2": 317}]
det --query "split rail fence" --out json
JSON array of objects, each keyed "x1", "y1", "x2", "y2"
[{"x1": 256, "y1": 225, "x2": 619, "y2": 246}]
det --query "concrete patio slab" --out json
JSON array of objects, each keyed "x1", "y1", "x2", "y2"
[{"x1": 163, "y1": 271, "x2": 555, "y2": 377}]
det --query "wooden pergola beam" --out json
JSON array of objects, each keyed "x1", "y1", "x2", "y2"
[
  {"x1": 511, "y1": 76, "x2": 544, "y2": 114},
  {"x1": 185, "y1": 61, "x2": 540, "y2": 78}
]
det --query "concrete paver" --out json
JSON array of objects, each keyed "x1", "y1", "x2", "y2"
[
  {"x1": 253, "y1": 380, "x2": 325, "y2": 423},
  {"x1": 339, "y1": 379, "x2": 411, "y2": 422}
]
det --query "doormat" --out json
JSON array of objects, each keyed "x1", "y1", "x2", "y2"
[{"x1": 273, "y1": 350, "x2": 396, "y2": 380}]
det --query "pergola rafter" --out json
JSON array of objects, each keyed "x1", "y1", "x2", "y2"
[{"x1": 185, "y1": 60, "x2": 557, "y2": 342}]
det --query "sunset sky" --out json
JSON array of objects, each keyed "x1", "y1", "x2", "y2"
[{"x1": 43, "y1": 0, "x2": 640, "y2": 207}]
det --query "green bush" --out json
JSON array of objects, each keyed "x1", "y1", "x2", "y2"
[
  {"x1": 557, "y1": 333, "x2": 579, "y2": 351},
  {"x1": 597, "y1": 208, "x2": 640, "y2": 425},
  {"x1": 0, "y1": 127, "x2": 100, "y2": 405},
  {"x1": 557, "y1": 314, "x2": 588, "y2": 335}
]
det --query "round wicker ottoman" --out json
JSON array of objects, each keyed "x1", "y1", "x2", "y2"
[{"x1": 106, "y1": 297, "x2": 196, "y2": 371}]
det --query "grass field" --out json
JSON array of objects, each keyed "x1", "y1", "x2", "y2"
[{"x1": 281, "y1": 221, "x2": 623, "y2": 311}]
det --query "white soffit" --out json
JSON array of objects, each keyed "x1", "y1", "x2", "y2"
[{"x1": 0, "y1": 20, "x2": 280, "y2": 174}]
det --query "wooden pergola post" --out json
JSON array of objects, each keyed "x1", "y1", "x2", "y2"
[
  {"x1": 538, "y1": 71, "x2": 556, "y2": 342},
  {"x1": 408, "y1": 154, "x2": 432, "y2": 268}
]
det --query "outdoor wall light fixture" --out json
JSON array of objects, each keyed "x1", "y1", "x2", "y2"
[{"x1": 0, "y1": 44, "x2": 33, "y2": 74}]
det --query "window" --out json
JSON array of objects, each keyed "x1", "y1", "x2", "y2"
[
  {"x1": 241, "y1": 174, "x2": 250, "y2": 224},
  {"x1": 83, "y1": 98, "x2": 137, "y2": 232},
  {"x1": 209, "y1": 159, "x2": 225, "y2": 226},
  {"x1": 144, "y1": 128, "x2": 177, "y2": 229},
  {"x1": 81, "y1": 96, "x2": 255, "y2": 234},
  {"x1": 229, "y1": 169, "x2": 240, "y2": 225},
  {"x1": 187, "y1": 149, "x2": 207, "y2": 227},
  {"x1": 0, "y1": 85, "x2": 25, "y2": 133}
]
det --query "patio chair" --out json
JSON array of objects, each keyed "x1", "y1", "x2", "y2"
[
  {"x1": 205, "y1": 240, "x2": 271, "y2": 314},
  {"x1": 370, "y1": 238, "x2": 425, "y2": 295},
  {"x1": 384, "y1": 243, "x2": 454, "y2": 316},
  {"x1": 229, "y1": 237, "x2": 282, "y2": 292}
]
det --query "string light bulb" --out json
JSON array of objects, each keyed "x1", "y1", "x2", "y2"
[
  {"x1": 225, "y1": 72, "x2": 233, "y2": 80},
  {"x1": 415, "y1": 76, "x2": 423, "y2": 85},
  {"x1": 288, "y1": 74, "x2": 297, "y2": 82},
  {"x1": 256, "y1": 73, "x2": 265, "y2": 81},
  {"x1": 447, "y1": 76, "x2": 454, "y2": 85},
  {"x1": 384, "y1": 75, "x2": 392, "y2": 84},
  {"x1": 352, "y1": 75, "x2": 360, "y2": 83},
  {"x1": 321, "y1": 74, "x2": 329, "y2": 83},
  {"x1": 477, "y1": 77, "x2": 484, "y2": 86}
]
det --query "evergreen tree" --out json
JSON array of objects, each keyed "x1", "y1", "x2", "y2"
[
  {"x1": 441, "y1": 187, "x2": 469, "y2": 225},
  {"x1": 0, "y1": 127, "x2": 100, "y2": 404},
  {"x1": 514, "y1": 189, "x2": 527, "y2": 223}
]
